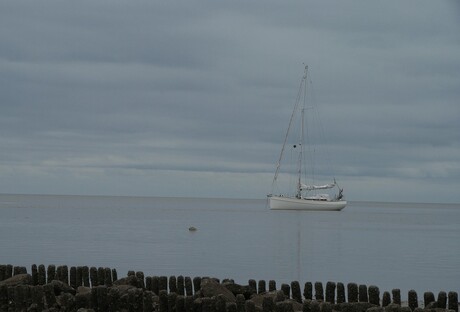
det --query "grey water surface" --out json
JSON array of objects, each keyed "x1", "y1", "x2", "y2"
[{"x1": 0, "y1": 194, "x2": 458, "y2": 297}]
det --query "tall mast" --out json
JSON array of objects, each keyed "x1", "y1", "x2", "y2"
[{"x1": 297, "y1": 65, "x2": 308, "y2": 198}]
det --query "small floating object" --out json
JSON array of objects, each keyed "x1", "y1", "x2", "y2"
[{"x1": 188, "y1": 226, "x2": 197, "y2": 232}]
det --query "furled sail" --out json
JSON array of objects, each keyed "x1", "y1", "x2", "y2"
[{"x1": 301, "y1": 182, "x2": 336, "y2": 191}]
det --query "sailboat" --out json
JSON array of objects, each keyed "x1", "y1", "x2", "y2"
[{"x1": 268, "y1": 66, "x2": 347, "y2": 211}]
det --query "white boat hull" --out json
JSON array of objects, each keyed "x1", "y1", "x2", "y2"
[{"x1": 269, "y1": 196, "x2": 346, "y2": 211}]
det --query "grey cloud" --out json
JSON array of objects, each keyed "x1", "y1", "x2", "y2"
[{"x1": 1, "y1": 0, "x2": 459, "y2": 202}]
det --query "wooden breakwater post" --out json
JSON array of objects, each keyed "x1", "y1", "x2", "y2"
[
  {"x1": 169, "y1": 275, "x2": 177, "y2": 294},
  {"x1": 368, "y1": 285, "x2": 380, "y2": 305},
  {"x1": 47, "y1": 264, "x2": 56, "y2": 283},
  {"x1": 337, "y1": 282, "x2": 345, "y2": 304},
  {"x1": 193, "y1": 276, "x2": 201, "y2": 293},
  {"x1": 448, "y1": 291, "x2": 459, "y2": 312},
  {"x1": 269, "y1": 280, "x2": 276, "y2": 292},
  {"x1": 38, "y1": 264, "x2": 46, "y2": 285},
  {"x1": 347, "y1": 283, "x2": 358, "y2": 302},
  {"x1": 185, "y1": 276, "x2": 193, "y2": 296},
  {"x1": 408, "y1": 289, "x2": 418, "y2": 311},
  {"x1": 177, "y1": 275, "x2": 185, "y2": 296},
  {"x1": 325, "y1": 281, "x2": 336, "y2": 304},
  {"x1": 314, "y1": 282, "x2": 324, "y2": 301},
  {"x1": 2, "y1": 263, "x2": 460, "y2": 312},
  {"x1": 438, "y1": 291, "x2": 447, "y2": 309},
  {"x1": 31, "y1": 264, "x2": 38, "y2": 285},
  {"x1": 304, "y1": 282, "x2": 313, "y2": 300},
  {"x1": 392, "y1": 288, "x2": 401, "y2": 305},
  {"x1": 258, "y1": 280, "x2": 266, "y2": 294},
  {"x1": 382, "y1": 291, "x2": 391, "y2": 307},
  {"x1": 281, "y1": 283, "x2": 290, "y2": 299},
  {"x1": 424, "y1": 291, "x2": 435, "y2": 307},
  {"x1": 248, "y1": 279, "x2": 257, "y2": 295},
  {"x1": 359, "y1": 284, "x2": 368, "y2": 302},
  {"x1": 291, "y1": 281, "x2": 302, "y2": 303}
]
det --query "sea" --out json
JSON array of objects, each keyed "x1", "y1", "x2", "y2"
[{"x1": 0, "y1": 194, "x2": 458, "y2": 298}]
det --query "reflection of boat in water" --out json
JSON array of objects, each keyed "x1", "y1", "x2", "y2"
[{"x1": 268, "y1": 66, "x2": 346, "y2": 211}]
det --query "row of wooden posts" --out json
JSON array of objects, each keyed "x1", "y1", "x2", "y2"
[{"x1": 0, "y1": 264, "x2": 458, "y2": 312}]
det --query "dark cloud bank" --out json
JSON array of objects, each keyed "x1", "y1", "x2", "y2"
[{"x1": 1, "y1": 1, "x2": 459, "y2": 202}]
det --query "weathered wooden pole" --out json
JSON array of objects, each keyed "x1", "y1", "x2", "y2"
[
  {"x1": 281, "y1": 283, "x2": 290, "y2": 299},
  {"x1": 76, "y1": 266, "x2": 83, "y2": 288},
  {"x1": 177, "y1": 275, "x2": 185, "y2": 296},
  {"x1": 392, "y1": 289, "x2": 401, "y2": 305},
  {"x1": 249, "y1": 279, "x2": 257, "y2": 294},
  {"x1": 38, "y1": 264, "x2": 46, "y2": 285},
  {"x1": 0, "y1": 265, "x2": 5, "y2": 281},
  {"x1": 258, "y1": 280, "x2": 266, "y2": 294},
  {"x1": 424, "y1": 292, "x2": 435, "y2": 307},
  {"x1": 159, "y1": 276, "x2": 168, "y2": 292},
  {"x1": 382, "y1": 291, "x2": 391, "y2": 307},
  {"x1": 448, "y1": 291, "x2": 458, "y2": 312},
  {"x1": 358, "y1": 285, "x2": 368, "y2": 302},
  {"x1": 90, "y1": 267, "x2": 98, "y2": 287},
  {"x1": 169, "y1": 275, "x2": 177, "y2": 294},
  {"x1": 269, "y1": 280, "x2": 277, "y2": 292},
  {"x1": 304, "y1": 282, "x2": 313, "y2": 300},
  {"x1": 82, "y1": 266, "x2": 90, "y2": 287},
  {"x1": 152, "y1": 276, "x2": 160, "y2": 295},
  {"x1": 408, "y1": 290, "x2": 418, "y2": 311},
  {"x1": 60, "y1": 265, "x2": 69, "y2": 284},
  {"x1": 368, "y1": 285, "x2": 380, "y2": 306},
  {"x1": 185, "y1": 276, "x2": 193, "y2": 296},
  {"x1": 314, "y1": 282, "x2": 324, "y2": 301},
  {"x1": 193, "y1": 277, "x2": 201, "y2": 293},
  {"x1": 5, "y1": 265, "x2": 13, "y2": 279},
  {"x1": 336, "y1": 283, "x2": 345, "y2": 304},
  {"x1": 437, "y1": 291, "x2": 447, "y2": 309},
  {"x1": 136, "y1": 271, "x2": 145, "y2": 289},
  {"x1": 146, "y1": 276, "x2": 153, "y2": 291},
  {"x1": 97, "y1": 267, "x2": 105, "y2": 286},
  {"x1": 104, "y1": 267, "x2": 112, "y2": 287},
  {"x1": 291, "y1": 281, "x2": 302, "y2": 303},
  {"x1": 47, "y1": 265, "x2": 56, "y2": 283},
  {"x1": 112, "y1": 268, "x2": 118, "y2": 282},
  {"x1": 325, "y1": 282, "x2": 336, "y2": 304},
  {"x1": 31, "y1": 264, "x2": 38, "y2": 285},
  {"x1": 70, "y1": 266, "x2": 77, "y2": 288}
]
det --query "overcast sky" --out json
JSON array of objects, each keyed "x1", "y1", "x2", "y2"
[{"x1": 1, "y1": 1, "x2": 459, "y2": 203}]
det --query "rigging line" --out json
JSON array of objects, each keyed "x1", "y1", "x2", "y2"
[{"x1": 271, "y1": 68, "x2": 307, "y2": 192}]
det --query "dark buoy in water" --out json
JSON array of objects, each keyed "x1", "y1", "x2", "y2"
[{"x1": 188, "y1": 226, "x2": 197, "y2": 232}]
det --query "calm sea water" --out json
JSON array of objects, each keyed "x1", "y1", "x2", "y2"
[{"x1": 0, "y1": 194, "x2": 458, "y2": 297}]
